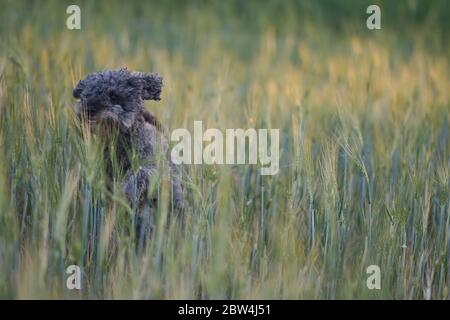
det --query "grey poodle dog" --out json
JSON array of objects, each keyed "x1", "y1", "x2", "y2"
[{"x1": 72, "y1": 68, "x2": 184, "y2": 239}]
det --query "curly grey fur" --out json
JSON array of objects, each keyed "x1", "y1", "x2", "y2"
[{"x1": 73, "y1": 68, "x2": 184, "y2": 237}]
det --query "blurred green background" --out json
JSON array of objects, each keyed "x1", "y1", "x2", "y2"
[{"x1": 0, "y1": 0, "x2": 448, "y2": 299}]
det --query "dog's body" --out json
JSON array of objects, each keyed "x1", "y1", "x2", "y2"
[{"x1": 73, "y1": 69, "x2": 184, "y2": 236}]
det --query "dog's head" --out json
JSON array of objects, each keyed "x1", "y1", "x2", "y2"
[{"x1": 73, "y1": 68, "x2": 162, "y2": 129}]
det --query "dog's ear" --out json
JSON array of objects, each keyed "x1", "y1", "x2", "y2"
[
  {"x1": 73, "y1": 80, "x2": 85, "y2": 99},
  {"x1": 138, "y1": 73, "x2": 163, "y2": 101}
]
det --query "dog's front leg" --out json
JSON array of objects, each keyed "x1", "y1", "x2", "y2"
[
  {"x1": 122, "y1": 166, "x2": 149, "y2": 208},
  {"x1": 122, "y1": 165, "x2": 158, "y2": 240}
]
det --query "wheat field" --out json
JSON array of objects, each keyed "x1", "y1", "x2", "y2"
[{"x1": 0, "y1": 0, "x2": 449, "y2": 299}]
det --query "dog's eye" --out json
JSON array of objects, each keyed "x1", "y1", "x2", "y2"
[{"x1": 109, "y1": 92, "x2": 121, "y2": 102}]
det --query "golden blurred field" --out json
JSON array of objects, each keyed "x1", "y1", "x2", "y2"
[{"x1": 0, "y1": 0, "x2": 449, "y2": 299}]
